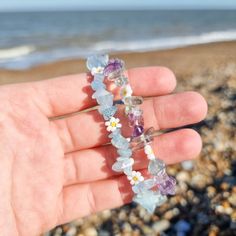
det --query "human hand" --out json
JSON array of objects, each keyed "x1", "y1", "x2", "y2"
[{"x1": 0, "y1": 67, "x2": 207, "y2": 235}]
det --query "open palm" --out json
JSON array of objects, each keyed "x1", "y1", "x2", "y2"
[{"x1": 0, "y1": 67, "x2": 207, "y2": 236}]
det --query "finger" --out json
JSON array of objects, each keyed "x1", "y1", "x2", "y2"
[
  {"x1": 63, "y1": 129, "x2": 201, "y2": 186},
  {"x1": 26, "y1": 66, "x2": 176, "y2": 117},
  {"x1": 54, "y1": 91, "x2": 207, "y2": 152},
  {"x1": 58, "y1": 170, "x2": 148, "y2": 225}
]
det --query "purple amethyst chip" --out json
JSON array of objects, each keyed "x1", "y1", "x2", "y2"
[
  {"x1": 103, "y1": 58, "x2": 125, "y2": 79},
  {"x1": 158, "y1": 176, "x2": 176, "y2": 195}
]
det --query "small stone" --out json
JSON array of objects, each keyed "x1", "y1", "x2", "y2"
[
  {"x1": 207, "y1": 186, "x2": 216, "y2": 198},
  {"x1": 164, "y1": 208, "x2": 180, "y2": 220},
  {"x1": 181, "y1": 160, "x2": 194, "y2": 170},
  {"x1": 153, "y1": 220, "x2": 170, "y2": 233},
  {"x1": 82, "y1": 227, "x2": 98, "y2": 236},
  {"x1": 142, "y1": 226, "x2": 153, "y2": 234},
  {"x1": 65, "y1": 227, "x2": 77, "y2": 236},
  {"x1": 191, "y1": 174, "x2": 208, "y2": 188},
  {"x1": 97, "y1": 230, "x2": 110, "y2": 236},
  {"x1": 122, "y1": 222, "x2": 132, "y2": 233},
  {"x1": 197, "y1": 212, "x2": 210, "y2": 224},
  {"x1": 176, "y1": 171, "x2": 190, "y2": 183},
  {"x1": 229, "y1": 194, "x2": 236, "y2": 206},
  {"x1": 101, "y1": 210, "x2": 111, "y2": 220},
  {"x1": 174, "y1": 220, "x2": 191, "y2": 233},
  {"x1": 230, "y1": 221, "x2": 236, "y2": 230}
]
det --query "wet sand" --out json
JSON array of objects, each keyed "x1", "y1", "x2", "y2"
[{"x1": 0, "y1": 41, "x2": 236, "y2": 85}]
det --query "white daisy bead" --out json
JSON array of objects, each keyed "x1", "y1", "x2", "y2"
[
  {"x1": 127, "y1": 171, "x2": 144, "y2": 185},
  {"x1": 120, "y1": 84, "x2": 133, "y2": 99},
  {"x1": 105, "y1": 117, "x2": 122, "y2": 132},
  {"x1": 91, "y1": 66, "x2": 104, "y2": 75},
  {"x1": 144, "y1": 144, "x2": 156, "y2": 160}
]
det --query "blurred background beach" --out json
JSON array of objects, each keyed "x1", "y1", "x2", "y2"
[{"x1": 1, "y1": 0, "x2": 236, "y2": 235}]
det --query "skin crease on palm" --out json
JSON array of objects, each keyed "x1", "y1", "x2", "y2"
[{"x1": 0, "y1": 67, "x2": 207, "y2": 236}]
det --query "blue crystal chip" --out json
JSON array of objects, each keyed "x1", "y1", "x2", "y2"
[
  {"x1": 98, "y1": 105, "x2": 117, "y2": 120},
  {"x1": 86, "y1": 54, "x2": 109, "y2": 71}
]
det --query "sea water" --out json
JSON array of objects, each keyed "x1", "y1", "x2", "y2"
[{"x1": 0, "y1": 10, "x2": 236, "y2": 69}]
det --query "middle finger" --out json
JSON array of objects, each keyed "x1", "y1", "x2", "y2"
[{"x1": 53, "y1": 91, "x2": 207, "y2": 153}]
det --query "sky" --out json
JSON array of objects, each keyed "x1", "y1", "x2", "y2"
[{"x1": 1, "y1": 0, "x2": 236, "y2": 11}]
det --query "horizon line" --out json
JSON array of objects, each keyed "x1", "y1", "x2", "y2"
[{"x1": 0, "y1": 7, "x2": 236, "y2": 13}]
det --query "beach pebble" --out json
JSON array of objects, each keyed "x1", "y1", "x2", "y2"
[
  {"x1": 101, "y1": 210, "x2": 111, "y2": 220},
  {"x1": 164, "y1": 208, "x2": 180, "y2": 220},
  {"x1": 174, "y1": 220, "x2": 191, "y2": 233},
  {"x1": 191, "y1": 174, "x2": 207, "y2": 188},
  {"x1": 65, "y1": 227, "x2": 77, "y2": 236},
  {"x1": 229, "y1": 195, "x2": 236, "y2": 206},
  {"x1": 122, "y1": 222, "x2": 132, "y2": 233},
  {"x1": 142, "y1": 225, "x2": 153, "y2": 235},
  {"x1": 176, "y1": 171, "x2": 190, "y2": 183},
  {"x1": 81, "y1": 227, "x2": 98, "y2": 236},
  {"x1": 152, "y1": 220, "x2": 170, "y2": 233},
  {"x1": 181, "y1": 160, "x2": 194, "y2": 170},
  {"x1": 97, "y1": 230, "x2": 110, "y2": 236}
]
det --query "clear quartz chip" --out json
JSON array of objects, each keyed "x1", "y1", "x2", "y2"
[
  {"x1": 130, "y1": 127, "x2": 155, "y2": 151},
  {"x1": 148, "y1": 159, "x2": 166, "y2": 176},
  {"x1": 114, "y1": 76, "x2": 128, "y2": 87},
  {"x1": 124, "y1": 96, "x2": 143, "y2": 106}
]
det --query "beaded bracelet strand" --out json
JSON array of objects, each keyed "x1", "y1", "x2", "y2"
[{"x1": 87, "y1": 55, "x2": 176, "y2": 213}]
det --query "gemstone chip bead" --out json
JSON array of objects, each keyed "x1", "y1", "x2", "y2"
[
  {"x1": 133, "y1": 190, "x2": 167, "y2": 213},
  {"x1": 148, "y1": 158, "x2": 166, "y2": 176},
  {"x1": 87, "y1": 54, "x2": 109, "y2": 71},
  {"x1": 103, "y1": 58, "x2": 125, "y2": 80}
]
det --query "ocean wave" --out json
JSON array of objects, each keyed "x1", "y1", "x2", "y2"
[
  {"x1": 91, "y1": 30, "x2": 236, "y2": 52},
  {"x1": 0, "y1": 30, "x2": 236, "y2": 69},
  {"x1": 0, "y1": 45, "x2": 35, "y2": 60}
]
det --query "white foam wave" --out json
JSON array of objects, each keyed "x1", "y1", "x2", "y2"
[
  {"x1": 0, "y1": 45, "x2": 35, "y2": 60},
  {"x1": 91, "y1": 30, "x2": 236, "y2": 52},
  {"x1": 1, "y1": 30, "x2": 236, "y2": 69}
]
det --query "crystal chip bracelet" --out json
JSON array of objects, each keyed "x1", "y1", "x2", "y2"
[{"x1": 87, "y1": 55, "x2": 176, "y2": 213}]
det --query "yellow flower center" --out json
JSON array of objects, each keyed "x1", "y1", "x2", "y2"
[
  {"x1": 111, "y1": 122, "x2": 117, "y2": 127},
  {"x1": 132, "y1": 176, "x2": 139, "y2": 182},
  {"x1": 148, "y1": 150, "x2": 153, "y2": 155},
  {"x1": 95, "y1": 67, "x2": 103, "y2": 73}
]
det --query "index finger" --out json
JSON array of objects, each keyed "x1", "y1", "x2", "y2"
[{"x1": 25, "y1": 66, "x2": 176, "y2": 117}]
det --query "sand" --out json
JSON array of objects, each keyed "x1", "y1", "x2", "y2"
[{"x1": 0, "y1": 41, "x2": 236, "y2": 85}]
